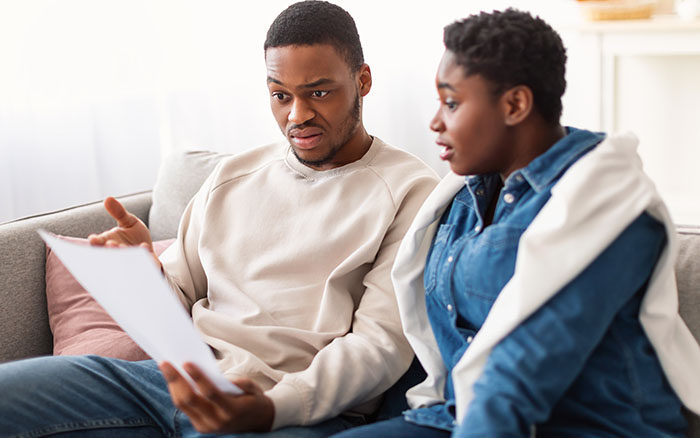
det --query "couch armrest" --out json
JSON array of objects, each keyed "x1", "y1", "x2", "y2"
[{"x1": 0, "y1": 192, "x2": 152, "y2": 364}]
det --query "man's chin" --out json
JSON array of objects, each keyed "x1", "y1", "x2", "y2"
[{"x1": 291, "y1": 146, "x2": 335, "y2": 168}]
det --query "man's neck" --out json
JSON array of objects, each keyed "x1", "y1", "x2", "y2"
[{"x1": 312, "y1": 127, "x2": 373, "y2": 171}]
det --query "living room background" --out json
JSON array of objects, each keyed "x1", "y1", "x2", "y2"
[{"x1": 1, "y1": 0, "x2": 698, "y2": 224}]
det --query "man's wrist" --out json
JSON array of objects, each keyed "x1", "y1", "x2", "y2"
[
  {"x1": 265, "y1": 381, "x2": 305, "y2": 430},
  {"x1": 256, "y1": 395, "x2": 275, "y2": 432}
]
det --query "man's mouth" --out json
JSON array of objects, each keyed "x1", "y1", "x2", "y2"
[{"x1": 289, "y1": 127, "x2": 323, "y2": 150}]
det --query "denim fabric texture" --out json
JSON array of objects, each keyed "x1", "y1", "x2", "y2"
[
  {"x1": 330, "y1": 415, "x2": 450, "y2": 438},
  {"x1": 0, "y1": 356, "x2": 364, "y2": 437},
  {"x1": 402, "y1": 128, "x2": 687, "y2": 437}
]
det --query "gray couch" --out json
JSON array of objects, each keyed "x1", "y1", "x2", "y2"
[{"x1": 1, "y1": 151, "x2": 699, "y2": 436}]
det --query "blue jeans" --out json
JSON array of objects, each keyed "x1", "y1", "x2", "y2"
[
  {"x1": 0, "y1": 355, "x2": 364, "y2": 437},
  {"x1": 330, "y1": 416, "x2": 450, "y2": 438}
]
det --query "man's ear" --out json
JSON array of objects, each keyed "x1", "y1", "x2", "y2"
[
  {"x1": 501, "y1": 85, "x2": 533, "y2": 126},
  {"x1": 358, "y1": 64, "x2": 372, "y2": 97}
]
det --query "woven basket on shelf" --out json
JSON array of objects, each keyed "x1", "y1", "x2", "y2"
[{"x1": 578, "y1": 0, "x2": 657, "y2": 20}]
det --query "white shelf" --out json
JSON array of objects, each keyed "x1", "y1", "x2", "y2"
[{"x1": 563, "y1": 13, "x2": 700, "y2": 224}]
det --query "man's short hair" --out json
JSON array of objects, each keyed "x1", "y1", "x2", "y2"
[
  {"x1": 264, "y1": 1, "x2": 364, "y2": 72},
  {"x1": 444, "y1": 8, "x2": 567, "y2": 124}
]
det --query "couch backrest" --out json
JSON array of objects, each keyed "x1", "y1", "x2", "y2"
[
  {"x1": 0, "y1": 150, "x2": 229, "y2": 363},
  {"x1": 677, "y1": 226, "x2": 700, "y2": 344},
  {"x1": 676, "y1": 226, "x2": 700, "y2": 436},
  {"x1": 148, "y1": 150, "x2": 229, "y2": 241}
]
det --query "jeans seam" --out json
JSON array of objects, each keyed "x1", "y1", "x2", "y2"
[
  {"x1": 172, "y1": 409, "x2": 183, "y2": 438},
  {"x1": 10, "y1": 417, "x2": 159, "y2": 438}
]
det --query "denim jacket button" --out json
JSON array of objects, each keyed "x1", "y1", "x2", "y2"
[
  {"x1": 467, "y1": 336, "x2": 473, "y2": 343},
  {"x1": 447, "y1": 256, "x2": 453, "y2": 263},
  {"x1": 447, "y1": 304, "x2": 453, "y2": 312},
  {"x1": 504, "y1": 193, "x2": 515, "y2": 204}
]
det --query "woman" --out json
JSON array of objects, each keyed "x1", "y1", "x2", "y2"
[{"x1": 334, "y1": 8, "x2": 700, "y2": 438}]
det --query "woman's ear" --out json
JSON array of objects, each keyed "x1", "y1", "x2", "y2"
[
  {"x1": 358, "y1": 64, "x2": 372, "y2": 97},
  {"x1": 501, "y1": 85, "x2": 533, "y2": 126}
]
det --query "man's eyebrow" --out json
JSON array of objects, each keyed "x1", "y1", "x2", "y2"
[
  {"x1": 437, "y1": 82, "x2": 455, "y2": 91},
  {"x1": 301, "y1": 78, "x2": 335, "y2": 89},
  {"x1": 266, "y1": 77, "x2": 335, "y2": 88}
]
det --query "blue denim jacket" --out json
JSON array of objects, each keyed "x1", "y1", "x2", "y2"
[{"x1": 404, "y1": 128, "x2": 687, "y2": 437}]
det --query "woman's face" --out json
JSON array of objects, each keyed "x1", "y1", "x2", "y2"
[{"x1": 430, "y1": 50, "x2": 512, "y2": 176}]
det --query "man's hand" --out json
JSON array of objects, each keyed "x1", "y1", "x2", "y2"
[
  {"x1": 159, "y1": 362, "x2": 275, "y2": 434},
  {"x1": 88, "y1": 197, "x2": 161, "y2": 269}
]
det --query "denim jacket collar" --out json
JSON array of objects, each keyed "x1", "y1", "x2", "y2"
[{"x1": 519, "y1": 127, "x2": 605, "y2": 192}]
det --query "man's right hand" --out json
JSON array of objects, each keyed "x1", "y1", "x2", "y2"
[{"x1": 88, "y1": 196, "x2": 162, "y2": 270}]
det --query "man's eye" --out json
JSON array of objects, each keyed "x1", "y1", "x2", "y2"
[
  {"x1": 312, "y1": 90, "x2": 329, "y2": 98},
  {"x1": 272, "y1": 92, "x2": 287, "y2": 101}
]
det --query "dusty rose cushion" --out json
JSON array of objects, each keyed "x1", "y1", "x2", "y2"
[{"x1": 45, "y1": 236, "x2": 175, "y2": 360}]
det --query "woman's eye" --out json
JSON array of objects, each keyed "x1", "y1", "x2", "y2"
[
  {"x1": 312, "y1": 90, "x2": 329, "y2": 98},
  {"x1": 445, "y1": 99, "x2": 458, "y2": 111}
]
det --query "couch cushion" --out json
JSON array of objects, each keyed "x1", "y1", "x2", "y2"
[
  {"x1": 148, "y1": 151, "x2": 228, "y2": 241},
  {"x1": 46, "y1": 236, "x2": 174, "y2": 360}
]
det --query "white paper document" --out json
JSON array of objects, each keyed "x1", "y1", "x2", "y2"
[{"x1": 39, "y1": 230, "x2": 242, "y2": 395}]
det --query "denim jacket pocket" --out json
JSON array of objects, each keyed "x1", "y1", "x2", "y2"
[
  {"x1": 460, "y1": 223, "x2": 526, "y2": 303},
  {"x1": 424, "y1": 223, "x2": 454, "y2": 294}
]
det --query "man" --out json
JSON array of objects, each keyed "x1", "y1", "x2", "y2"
[{"x1": 0, "y1": 2, "x2": 438, "y2": 437}]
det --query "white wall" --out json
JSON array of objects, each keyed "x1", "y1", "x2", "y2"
[{"x1": 2, "y1": 0, "x2": 698, "y2": 224}]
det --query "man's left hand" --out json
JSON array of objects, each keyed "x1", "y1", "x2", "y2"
[{"x1": 159, "y1": 361, "x2": 275, "y2": 434}]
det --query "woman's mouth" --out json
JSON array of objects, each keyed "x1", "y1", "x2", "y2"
[{"x1": 437, "y1": 141, "x2": 453, "y2": 161}]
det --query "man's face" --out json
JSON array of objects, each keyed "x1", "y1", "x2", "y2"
[
  {"x1": 430, "y1": 50, "x2": 511, "y2": 177},
  {"x1": 265, "y1": 44, "x2": 369, "y2": 170}
]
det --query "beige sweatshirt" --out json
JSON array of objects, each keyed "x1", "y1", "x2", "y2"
[{"x1": 158, "y1": 137, "x2": 439, "y2": 429}]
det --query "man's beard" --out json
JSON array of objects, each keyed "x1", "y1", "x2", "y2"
[{"x1": 292, "y1": 91, "x2": 361, "y2": 168}]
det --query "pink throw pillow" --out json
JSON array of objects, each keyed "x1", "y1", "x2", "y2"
[{"x1": 45, "y1": 236, "x2": 175, "y2": 360}]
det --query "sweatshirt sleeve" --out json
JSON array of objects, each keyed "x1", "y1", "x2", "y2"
[
  {"x1": 452, "y1": 213, "x2": 666, "y2": 438},
  {"x1": 266, "y1": 173, "x2": 438, "y2": 429},
  {"x1": 158, "y1": 163, "x2": 221, "y2": 311}
]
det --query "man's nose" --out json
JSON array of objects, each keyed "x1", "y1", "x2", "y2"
[{"x1": 288, "y1": 98, "x2": 314, "y2": 125}]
